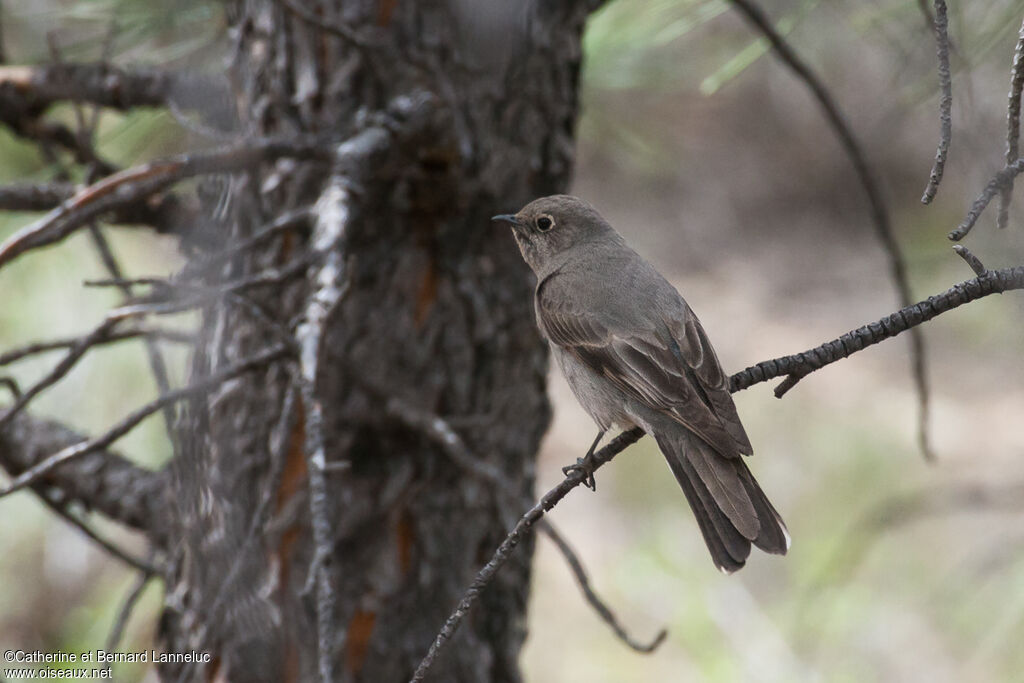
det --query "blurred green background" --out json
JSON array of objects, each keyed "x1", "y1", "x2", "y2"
[{"x1": 2, "y1": 1, "x2": 1024, "y2": 681}]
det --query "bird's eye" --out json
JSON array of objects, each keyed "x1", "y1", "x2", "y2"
[{"x1": 536, "y1": 215, "x2": 554, "y2": 232}]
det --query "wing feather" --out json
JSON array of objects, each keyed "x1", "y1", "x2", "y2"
[{"x1": 537, "y1": 270, "x2": 751, "y2": 458}]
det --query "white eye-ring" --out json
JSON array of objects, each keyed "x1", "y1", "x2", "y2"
[{"x1": 536, "y1": 214, "x2": 555, "y2": 232}]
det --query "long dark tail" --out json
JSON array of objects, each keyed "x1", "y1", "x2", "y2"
[{"x1": 648, "y1": 420, "x2": 789, "y2": 573}]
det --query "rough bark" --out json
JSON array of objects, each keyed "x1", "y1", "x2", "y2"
[{"x1": 159, "y1": 2, "x2": 593, "y2": 681}]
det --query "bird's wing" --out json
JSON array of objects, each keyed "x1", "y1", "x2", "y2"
[{"x1": 537, "y1": 271, "x2": 752, "y2": 458}]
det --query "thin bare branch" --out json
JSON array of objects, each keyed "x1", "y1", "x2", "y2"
[
  {"x1": 0, "y1": 180, "x2": 197, "y2": 235},
  {"x1": 539, "y1": 522, "x2": 667, "y2": 653},
  {"x1": 106, "y1": 569, "x2": 156, "y2": 652},
  {"x1": 376, "y1": 379, "x2": 663, "y2": 653},
  {"x1": 998, "y1": 17, "x2": 1024, "y2": 229},
  {"x1": 297, "y1": 180, "x2": 353, "y2": 683},
  {"x1": 725, "y1": 0, "x2": 931, "y2": 461},
  {"x1": 729, "y1": 265, "x2": 1024, "y2": 396},
  {"x1": 0, "y1": 181, "x2": 75, "y2": 211},
  {"x1": 87, "y1": 224, "x2": 180, "y2": 436},
  {"x1": 952, "y1": 245, "x2": 986, "y2": 277},
  {"x1": 38, "y1": 490, "x2": 158, "y2": 574},
  {"x1": 277, "y1": 0, "x2": 375, "y2": 48},
  {"x1": 292, "y1": 125, "x2": 391, "y2": 683},
  {"x1": 0, "y1": 327, "x2": 191, "y2": 366},
  {"x1": 922, "y1": 0, "x2": 952, "y2": 204},
  {"x1": 0, "y1": 135, "x2": 333, "y2": 270},
  {"x1": 0, "y1": 377, "x2": 21, "y2": 399},
  {"x1": 949, "y1": 158, "x2": 1024, "y2": 241},
  {"x1": 0, "y1": 344, "x2": 289, "y2": 501},
  {"x1": 0, "y1": 318, "x2": 120, "y2": 430},
  {"x1": 409, "y1": 428, "x2": 645, "y2": 683}
]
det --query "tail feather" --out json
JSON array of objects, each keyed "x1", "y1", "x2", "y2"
[
  {"x1": 736, "y1": 465, "x2": 790, "y2": 555},
  {"x1": 648, "y1": 420, "x2": 789, "y2": 572},
  {"x1": 666, "y1": 450, "x2": 750, "y2": 573}
]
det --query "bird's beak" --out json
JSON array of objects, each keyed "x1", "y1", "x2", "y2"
[{"x1": 491, "y1": 214, "x2": 523, "y2": 228}]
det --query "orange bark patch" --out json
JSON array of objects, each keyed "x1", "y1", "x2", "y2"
[
  {"x1": 414, "y1": 260, "x2": 437, "y2": 326},
  {"x1": 377, "y1": 0, "x2": 397, "y2": 26},
  {"x1": 395, "y1": 509, "x2": 414, "y2": 576},
  {"x1": 275, "y1": 402, "x2": 307, "y2": 683},
  {"x1": 344, "y1": 610, "x2": 378, "y2": 674}
]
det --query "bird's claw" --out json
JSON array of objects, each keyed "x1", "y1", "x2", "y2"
[{"x1": 562, "y1": 457, "x2": 596, "y2": 491}]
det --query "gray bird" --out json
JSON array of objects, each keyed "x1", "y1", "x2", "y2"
[{"x1": 494, "y1": 195, "x2": 789, "y2": 572}]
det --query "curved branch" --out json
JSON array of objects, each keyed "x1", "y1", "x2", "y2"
[
  {"x1": 725, "y1": 0, "x2": 931, "y2": 460},
  {"x1": 539, "y1": 522, "x2": 667, "y2": 653}
]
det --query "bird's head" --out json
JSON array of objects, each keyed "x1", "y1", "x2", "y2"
[{"x1": 493, "y1": 195, "x2": 618, "y2": 274}]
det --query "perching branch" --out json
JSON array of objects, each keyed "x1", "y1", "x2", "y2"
[
  {"x1": 728, "y1": 264, "x2": 1024, "y2": 395},
  {"x1": 411, "y1": 258, "x2": 1024, "y2": 682}
]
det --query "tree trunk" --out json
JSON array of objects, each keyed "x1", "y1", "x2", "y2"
[{"x1": 160, "y1": 2, "x2": 595, "y2": 681}]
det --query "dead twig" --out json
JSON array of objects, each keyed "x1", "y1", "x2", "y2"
[
  {"x1": 0, "y1": 318, "x2": 120, "y2": 430},
  {"x1": 106, "y1": 568, "x2": 156, "y2": 652},
  {"x1": 0, "y1": 344, "x2": 289, "y2": 500},
  {"x1": 949, "y1": 158, "x2": 1024, "y2": 241},
  {"x1": 377, "y1": 381, "x2": 665, "y2": 654},
  {"x1": 409, "y1": 428, "x2": 645, "y2": 683},
  {"x1": 998, "y1": 17, "x2": 1024, "y2": 229},
  {"x1": 921, "y1": 0, "x2": 952, "y2": 204},
  {"x1": 952, "y1": 245, "x2": 986, "y2": 276},
  {"x1": 277, "y1": 0, "x2": 375, "y2": 48},
  {"x1": 725, "y1": 0, "x2": 932, "y2": 461},
  {"x1": 39, "y1": 491, "x2": 158, "y2": 574},
  {"x1": 539, "y1": 522, "x2": 667, "y2": 653},
  {"x1": 0, "y1": 327, "x2": 192, "y2": 367},
  {"x1": 0, "y1": 136, "x2": 333, "y2": 270}
]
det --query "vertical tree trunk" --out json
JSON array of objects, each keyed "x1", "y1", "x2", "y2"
[{"x1": 160, "y1": 2, "x2": 595, "y2": 681}]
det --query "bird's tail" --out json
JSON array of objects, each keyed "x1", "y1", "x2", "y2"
[{"x1": 646, "y1": 419, "x2": 789, "y2": 573}]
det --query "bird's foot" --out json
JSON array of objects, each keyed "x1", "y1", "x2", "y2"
[{"x1": 562, "y1": 457, "x2": 597, "y2": 491}]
